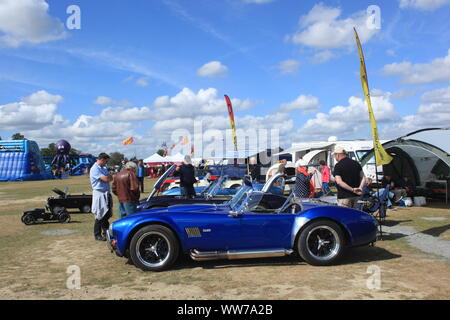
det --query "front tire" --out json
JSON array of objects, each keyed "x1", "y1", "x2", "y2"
[
  {"x1": 297, "y1": 220, "x2": 345, "y2": 266},
  {"x1": 129, "y1": 225, "x2": 179, "y2": 271}
]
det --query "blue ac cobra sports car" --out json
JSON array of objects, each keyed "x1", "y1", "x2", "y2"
[{"x1": 107, "y1": 174, "x2": 378, "y2": 271}]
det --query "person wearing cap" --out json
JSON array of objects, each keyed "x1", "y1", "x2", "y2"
[
  {"x1": 112, "y1": 161, "x2": 140, "y2": 219},
  {"x1": 293, "y1": 159, "x2": 315, "y2": 199},
  {"x1": 175, "y1": 155, "x2": 197, "y2": 199},
  {"x1": 89, "y1": 153, "x2": 113, "y2": 241},
  {"x1": 332, "y1": 146, "x2": 366, "y2": 209}
]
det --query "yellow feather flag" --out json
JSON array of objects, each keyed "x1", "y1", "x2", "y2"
[{"x1": 354, "y1": 28, "x2": 393, "y2": 166}]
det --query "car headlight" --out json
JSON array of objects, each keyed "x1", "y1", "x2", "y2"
[{"x1": 109, "y1": 223, "x2": 114, "y2": 237}]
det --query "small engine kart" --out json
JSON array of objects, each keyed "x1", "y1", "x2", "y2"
[
  {"x1": 21, "y1": 207, "x2": 71, "y2": 225},
  {"x1": 47, "y1": 187, "x2": 92, "y2": 213}
]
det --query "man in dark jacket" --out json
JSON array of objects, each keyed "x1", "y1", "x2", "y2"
[
  {"x1": 112, "y1": 161, "x2": 140, "y2": 219},
  {"x1": 175, "y1": 155, "x2": 197, "y2": 199}
]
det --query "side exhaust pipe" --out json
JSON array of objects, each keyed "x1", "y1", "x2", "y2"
[{"x1": 190, "y1": 248, "x2": 293, "y2": 261}]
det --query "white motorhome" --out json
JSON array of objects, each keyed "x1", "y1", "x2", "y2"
[{"x1": 274, "y1": 137, "x2": 386, "y2": 181}]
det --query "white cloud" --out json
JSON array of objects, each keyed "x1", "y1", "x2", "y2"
[
  {"x1": 0, "y1": 90, "x2": 63, "y2": 130},
  {"x1": 0, "y1": 0, "x2": 67, "y2": 47},
  {"x1": 123, "y1": 75, "x2": 134, "y2": 82},
  {"x1": 197, "y1": 61, "x2": 228, "y2": 78},
  {"x1": 150, "y1": 87, "x2": 253, "y2": 120},
  {"x1": 100, "y1": 106, "x2": 152, "y2": 122},
  {"x1": 136, "y1": 77, "x2": 149, "y2": 87},
  {"x1": 94, "y1": 96, "x2": 132, "y2": 107},
  {"x1": 295, "y1": 94, "x2": 399, "y2": 141},
  {"x1": 386, "y1": 49, "x2": 396, "y2": 57},
  {"x1": 371, "y1": 88, "x2": 422, "y2": 100},
  {"x1": 399, "y1": 0, "x2": 450, "y2": 11},
  {"x1": 280, "y1": 94, "x2": 320, "y2": 114},
  {"x1": 288, "y1": 3, "x2": 379, "y2": 50},
  {"x1": 421, "y1": 86, "x2": 450, "y2": 103},
  {"x1": 94, "y1": 96, "x2": 115, "y2": 106},
  {"x1": 383, "y1": 49, "x2": 450, "y2": 84},
  {"x1": 309, "y1": 50, "x2": 335, "y2": 64},
  {"x1": 22, "y1": 90, "x2": 63, "y2": 105},
  {"x1": 276, "y1": 59, "x2": 300, "y2": 75},
  {"x1": 94, "y1": 87, "x2": 254, "y2": 124},
  {"x1": 381, "y1": 87, "x2": 450, "y2": 138}
]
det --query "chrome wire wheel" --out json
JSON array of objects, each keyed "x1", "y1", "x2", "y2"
[
  {"x1": 136, "y1": 232, "x2": 171, "y2": 268},
  {"x1": 306, "y1": 226, "x2": 341, "y2": 261}
]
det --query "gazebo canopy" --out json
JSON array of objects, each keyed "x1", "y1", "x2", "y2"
[{"x1": 143, "y1": 153, "x2": 165, "y2": 164}]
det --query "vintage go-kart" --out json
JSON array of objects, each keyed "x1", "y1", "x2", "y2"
[
  {"x1": 47, "y1": 187, "x2": 92, "y2": 213},
  {"x1": 107, "y1": 173, "x2": 378, "y2": 271},
  {"x1": 21, "y1": 207, "x2": 71, "y2": 225}
]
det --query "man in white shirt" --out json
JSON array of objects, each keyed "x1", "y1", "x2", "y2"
[{"x1": 90, "y1": 153, "x2": 113, "y2": 241}]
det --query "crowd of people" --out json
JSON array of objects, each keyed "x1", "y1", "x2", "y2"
[
  {"x1": 89, "y1": 152, "x2": 197, "y2": 241},
  {"x1": 290, "y1": 145, "x2": 417, "y2": 210}
]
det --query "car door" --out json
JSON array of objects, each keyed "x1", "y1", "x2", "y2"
[
  {"x1": 180, "y1": 208, "x2": 242, "y2": 251},
  {"x1": 236, "y1": 213, "x2": 295, "y2": 250}
]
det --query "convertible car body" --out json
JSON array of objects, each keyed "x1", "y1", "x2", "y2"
[{"x1": 107, "y1": 174, "x2": 378, "y2": 271}]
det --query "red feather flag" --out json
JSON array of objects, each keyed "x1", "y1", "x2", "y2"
[{"x1": 224, "y1": 94, "x2": 238, "y2": 152}]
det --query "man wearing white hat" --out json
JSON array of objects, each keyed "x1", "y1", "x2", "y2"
[{"x1": 332, "y1": 146, "x2": 366, "y2": 208}]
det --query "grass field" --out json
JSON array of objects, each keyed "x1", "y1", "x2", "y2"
[{"x1": 0, "y1": 175, "x2": 450, "y2": 299}]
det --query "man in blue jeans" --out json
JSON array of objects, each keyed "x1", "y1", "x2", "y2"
[
  {"x1": 112, "y1": 161, "x2": 140, "y2": 219},
  {"x1": 90, "y1": 153, "x2": 113, "y2": 241},
  {"x1": 137, "y1": 160, "x2": 145, "y2": 192}
]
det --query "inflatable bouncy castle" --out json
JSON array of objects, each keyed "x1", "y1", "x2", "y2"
[{"x1": 0, "y1": 140, "x2": 52, "y2": 181}]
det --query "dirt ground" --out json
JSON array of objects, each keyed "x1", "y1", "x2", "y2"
[{"x1": 0, "y1": 176, "x2": 449, "y2": 300}]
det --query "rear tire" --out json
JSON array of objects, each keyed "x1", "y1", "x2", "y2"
[
  {"x1": 129, "y1": 225, "x2": 179, "y2": 271},
  {"x1": 22, "y1": 214, "x2": 35, "y2": 225},
  {"x1": 297, "y1": 220, "x2": 345, "y2": 266},
  {"x1": 58, "y1": 212, "x2": 71, "y2": 223}
]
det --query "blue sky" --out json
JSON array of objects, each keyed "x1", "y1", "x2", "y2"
[{"x1": 1, "y1": 0, "x2": 450, "y2": 158}]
